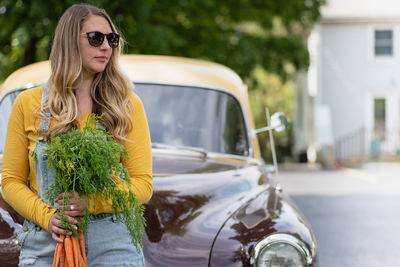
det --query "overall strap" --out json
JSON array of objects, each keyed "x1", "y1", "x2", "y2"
[
  {"x1": 38, "y1": 84, "x2": 51, "y2": 133},
  {"x1": 96, "y1": 121, "x2": 106, "y2": 131}
]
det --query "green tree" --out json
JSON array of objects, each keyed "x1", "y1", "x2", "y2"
[{"x1": 0, "y1": 0, "x2": 325, "y2": 81}]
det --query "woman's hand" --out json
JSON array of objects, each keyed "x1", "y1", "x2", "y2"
[
  {"x1": 49, "y1": 192, "x2": 89, "y2": 243},
  {"x1": 48, "y1": 212, "x2": 78, "y2": 243},
  {"x1": 55, "y1": 192, "x2": 89, "y2": 217}
]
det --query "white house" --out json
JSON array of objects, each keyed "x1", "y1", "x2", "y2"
[{"x1": 294, "y1": 0, "x2": 400, "y2": 164}]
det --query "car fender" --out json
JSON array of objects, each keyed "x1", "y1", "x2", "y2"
[{"x1": 209, "y1": 185, "x2": 317, "y2": 266}]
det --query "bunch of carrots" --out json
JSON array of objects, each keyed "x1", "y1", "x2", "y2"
[
  {"x1": 52, "y1": 232, "x2": 87, "y2": 267},
  {"x1": 41, "y1": 114, "x2": 145, "y2": 266}
]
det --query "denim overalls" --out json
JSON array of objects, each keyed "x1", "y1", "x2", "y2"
[{"x1": 17, "y1": 85, "x2": 144, "y2": 267}]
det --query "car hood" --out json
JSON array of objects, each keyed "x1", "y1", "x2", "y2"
[{"x1": 143, "y1": 152, "x2": 269, "y2": 266}]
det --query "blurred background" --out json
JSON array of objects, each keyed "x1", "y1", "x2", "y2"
[{"x1": 0, "y1": 0, "x2": 326, "y2": 164}]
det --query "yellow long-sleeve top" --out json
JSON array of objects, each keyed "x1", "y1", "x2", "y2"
[{"x1": 1, "y1": 85, "x2": 153, "y2": 231}]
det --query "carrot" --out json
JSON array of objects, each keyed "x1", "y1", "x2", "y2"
[
  {"x1": 60, "y1": 235, "x2": 66, "y2": 267},
  {"x1": 52, "y1": 242, "x2": 63, "y2": 267},
  {"x1": 71, "y1": 236, "x2": 79, "y2": 267},
  {"x1": 60, "y1": 248, "x2": 66, "y2": 267},
  {"x1": 64, "y1": 236, "x2": 75, "y2": 267},
  {"x1": 72, "y1": 236, "x2": 81, "y2": 267},
  {"x1": 52, "y1": 234, "x2": 66, "y2": 267},
  {"x1": 79, "y1": 232, "x2": 87, "y2": 266},
  {"x1": 79, "y1": 250, "x2": 86, "y2": 267}
]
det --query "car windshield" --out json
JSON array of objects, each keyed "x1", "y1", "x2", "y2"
[
  {"x1": 135, "y1": 83, "x2": 249, "y2": 156},
  {"x1": 0, "y1": 83, "x2": 249, "y2": 156}
]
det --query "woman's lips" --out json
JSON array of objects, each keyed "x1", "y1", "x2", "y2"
[{"x1": 95, "y1": 56, "x2": 107, "y2": 62}]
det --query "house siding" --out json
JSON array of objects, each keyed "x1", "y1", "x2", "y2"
[{"x1": 299, "y1": 20, "x2": 400, "y2": 163}]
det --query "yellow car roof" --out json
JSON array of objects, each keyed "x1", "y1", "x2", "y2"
[{"x1": 0, "y1": 54, "x2": 246, "y2": 99}]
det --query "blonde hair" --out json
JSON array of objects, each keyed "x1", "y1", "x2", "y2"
[{"x1": 44, "y1": 3, "x2": 132, "y2": 142}]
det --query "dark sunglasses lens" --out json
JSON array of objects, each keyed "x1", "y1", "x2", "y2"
[
  {"x1": 106, "y1": 33, "x2": 120, "y2": 48},
  {"x1": 87, "y1": 32, "x2": 104, "y2": 47}
]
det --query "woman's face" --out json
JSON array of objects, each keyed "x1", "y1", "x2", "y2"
[{"x1": 79, "y1": 15, "x2": 114, "y2": 77}]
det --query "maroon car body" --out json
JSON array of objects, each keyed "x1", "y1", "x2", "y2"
[
  {"x1": 0, "y1": 55, "x2": 317, "y2": 266},
  {"x1": 143, "y1": 155, "x2": 316, "y2": 266}
]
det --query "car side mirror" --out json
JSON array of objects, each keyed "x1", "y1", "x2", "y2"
[
  {"x1": 270, "y1": 112, "x2": 289, "y2": 133},
  {"x1": 253, "y1": 110, "x2": 289, "y2": 175},
  {"x1": 253, "y1": 111, "x2": 289, "y2": 135}
]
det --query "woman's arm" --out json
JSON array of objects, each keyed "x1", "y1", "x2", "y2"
[{"x1": 1, "y1": 92, "x2": 57, "y2": 231}]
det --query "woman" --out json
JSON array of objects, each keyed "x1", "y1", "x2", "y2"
[{"x1": 1, "y1": 3, "x2": 152, "y2": 266}]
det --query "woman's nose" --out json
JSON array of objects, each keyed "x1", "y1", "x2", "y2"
[{"x1": 100, "y1": 38, "x2": 111, "y2": 49}]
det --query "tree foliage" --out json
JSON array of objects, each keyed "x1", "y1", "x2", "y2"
[
  {"x1": 248, "y1": 67, "x2": 295, "y2": 162},
  {"x1": 0, "y1": 0, "x2": 325, "y2": 81}
]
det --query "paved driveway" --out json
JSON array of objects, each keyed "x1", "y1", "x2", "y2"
[{"x1": 277, "y1": 162, "x2": 400, "y2": 267}]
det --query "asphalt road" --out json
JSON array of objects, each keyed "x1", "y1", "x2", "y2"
[{"x1": 277, "y1": 162, "x2": 400, "y2": 267}]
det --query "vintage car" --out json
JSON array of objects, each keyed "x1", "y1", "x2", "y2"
[{"x1": 0, "y1": 55, "x2": 317, "y2": 266}]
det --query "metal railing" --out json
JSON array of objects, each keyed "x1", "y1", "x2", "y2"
[
  {"x1": 335, "y1": 128, "x2": 365, "y2": 164},
  {"x1": 335, "y1": 128, "x2": 400, "y2": 164}
]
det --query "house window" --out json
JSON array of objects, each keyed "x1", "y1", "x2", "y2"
[{"x1": 374, "y1": 30, "x2": 393, "y2": 56}]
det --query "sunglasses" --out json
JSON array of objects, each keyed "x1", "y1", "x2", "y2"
[{"x1": 80, "y1": 31, "x2": 120, "y2": 48}]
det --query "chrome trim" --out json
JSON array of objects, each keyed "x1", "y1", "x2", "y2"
[
  {"x1": 253, "y1": 124, "x2": 279, "y2": 134},
  {"x1": 133, "y1": 79, "x2": 241, "y2": 95},
  {"x1": 152, "y1": 147, "x2": 260, "y2": 166},
  {"x1": 152, "y1": 142, "x2": 207, "y2": 158},
  {"x1": 206, "y1": 151, "x2": 260, "y2": 164},
  {"x1": 251, "y1": 233, "x2": 312, "y2": 267},
  {"x1": 265, "y1": 108, "x2": 278, "y2": 175}
]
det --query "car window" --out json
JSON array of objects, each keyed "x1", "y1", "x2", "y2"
[
  {"x1": 135, "y1": 83, "x2": 249, "y2": 156},
  {"x1": 0, "y1": 90, "x2": 23, "y2": 154}
]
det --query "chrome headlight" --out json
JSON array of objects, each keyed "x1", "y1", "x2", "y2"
[{"x1": 251, "y1": 234, "x2": 312, "y2": 267}]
